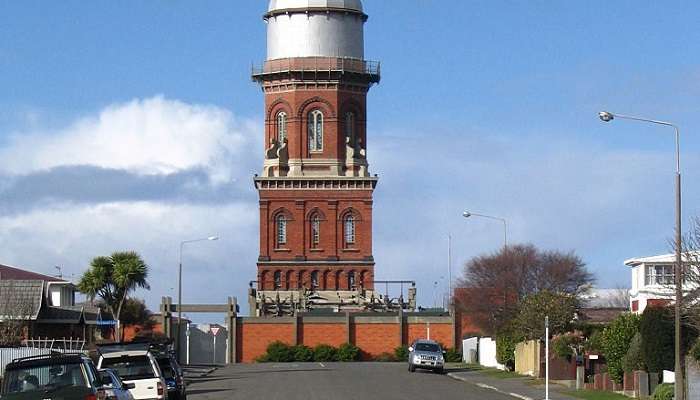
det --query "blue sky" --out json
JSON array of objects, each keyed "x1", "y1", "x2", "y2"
[{"x1": 1, "y1": 1, "x2": 700, "y2": 319}]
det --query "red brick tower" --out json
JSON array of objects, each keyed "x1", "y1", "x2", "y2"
[{"x1": 250, "y1": 0, "x2": 382, "y2": 316}]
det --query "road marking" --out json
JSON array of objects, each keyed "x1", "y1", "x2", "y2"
[
  {"x1": 319, "y1": 362, "x2": 325, "y2": 368},
  {"x1": 455, "y1": 377, "x2": 534, "y2": 400}
]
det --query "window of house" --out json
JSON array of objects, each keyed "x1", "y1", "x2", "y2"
[
  {"x1": 311, "y1": 215, "x2": 321, "y2": 247},
  {"x1": 276, "y1": 214, "x2": 287, "y2": 247},
  {"x1": 274, "y1": 271, "x2": 281, "y2": 290},
  {"x1": 345, "y1": 112, "x2": 355, "y2": 141},
  {"x1": 277, "y1": 111, "x2": 287, "y2": 142},
  {"x1": 311, "y1": 271, "x2": 319, "y2": 288},
  {"x1": 645, "y1": 264, "x2": 674, "y2": 285},
  {"x1": 308, "y1": 110, "x2": 323, "y2": 152},
  {"x1": 344, "y1": 215, "x2": 355, "y2": 245},
  {"x1": 348, "y1": 271, "x2": 355, "y2": 289}
]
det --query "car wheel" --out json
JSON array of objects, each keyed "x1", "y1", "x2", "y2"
[
  {"x1": 435, "y1": 367, "x2": 444, "y2": 374},
  {"x1": 408, "y1": 364, "x2": 416, "y2": 372}
]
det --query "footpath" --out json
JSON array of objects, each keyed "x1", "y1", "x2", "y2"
[{"x1": 446, "y1": 366, "x2": 577, "y2": 400}]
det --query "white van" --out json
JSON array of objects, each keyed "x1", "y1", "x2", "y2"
[{"x1": 97, "y1": 344, "x2": 167, "y2": 400}]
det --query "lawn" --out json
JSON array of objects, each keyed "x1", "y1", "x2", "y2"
[
  {"x1": 446, "y1": 363, "x2": 526, "y2": 379},
  {"x1": 563, "y1": 389, "x2": 630, "y2": 400}
]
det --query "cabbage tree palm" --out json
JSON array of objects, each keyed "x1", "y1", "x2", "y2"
[{"x1": 78, "y1": 251, "x2": 150, "y2": 341}]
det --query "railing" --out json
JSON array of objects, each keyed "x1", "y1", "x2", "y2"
[
  {"x1": 252, "y1": 57, "x2": 380, "y2": 80},
  {"x1": 0, "y1": 347, "x2": 88, "y2": 377}
]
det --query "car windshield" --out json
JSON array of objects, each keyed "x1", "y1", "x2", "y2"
[
  {"x1": 3, "y1": 363, "x2": 87, "y2": 394},
  {"x1": 157, "y1": 358, "x2": 175, "y2": 379},
  {"x1": 415, "y1": 343, "x2": 440, "y2": 352},
  {"x1": 101, "y1": 356, "x2": 155, "y2": 380}
]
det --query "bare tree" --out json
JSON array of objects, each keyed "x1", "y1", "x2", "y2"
[
  {"x1": 454, "y1": 244, "x2": 594, "y2": 335},
  {"x1": 680, "y1": 217, "x2": 700, "y2": 332}
]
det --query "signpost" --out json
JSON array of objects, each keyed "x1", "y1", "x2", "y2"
[
  {"x1": 211, "y1": 327, "x2": 220, "y2": 364},
  {"x1": 545, "y1": 316, "x2": 550, "y2": 400}
]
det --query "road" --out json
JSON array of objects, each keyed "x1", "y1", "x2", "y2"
[{"x1": 185, "y1": 362, "x2": 513, "y2": 400}]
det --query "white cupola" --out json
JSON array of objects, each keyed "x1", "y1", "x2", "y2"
[{"x1": 265, "y1": 0, "x2": 366, "y2": 60}]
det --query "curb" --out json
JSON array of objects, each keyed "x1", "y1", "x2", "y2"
[
  {"x1": 199, "y1": 367, "x2": 218, "y2": 377},
  {"x1": 447, "y1": 373, "x2": 534, "y2": 400}
]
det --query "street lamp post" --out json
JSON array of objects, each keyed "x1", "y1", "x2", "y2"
[
  {"x1": 177, "y1": 236, "x2": 219, "y2": 363},
  {"x1": 599, "y1": 111, "x2": 684, "y2": 400},
  {"x1": 462, "y1": 211, "x2": 508, "y2": 249}
]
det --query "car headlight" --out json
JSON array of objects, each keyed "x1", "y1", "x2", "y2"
[{"x1": 413, "y1": 355, "x2": 421, "y2": 363}]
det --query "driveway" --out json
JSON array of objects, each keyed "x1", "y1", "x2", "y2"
[{"x1": 186, "y1": 362, "x2": 514, "y2": 400}]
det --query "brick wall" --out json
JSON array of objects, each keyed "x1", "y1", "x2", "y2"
[{"x1": 235, "y1": 312, "x2": 456, "y2": 363}]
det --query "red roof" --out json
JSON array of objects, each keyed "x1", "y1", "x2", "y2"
[{"x1": 0, "y1": 264, "x2": 67, "y2": 282}]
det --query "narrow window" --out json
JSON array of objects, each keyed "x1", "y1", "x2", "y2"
[
  {"x1": 277, "y1": 112, "x2": 287, "y2": 143},
  {"x1": 311, "y1": 271, "x2": 319, "y2": 288},
  {"x1": 308, "y1": 110, "x2": 323, "y2": 152},
  {"x1": 348, "y1": 271, "x2": 355, "y2": 289},
  {"x1": 311, "y1": 215, "x2": 321, "y2": 247},
  {"x1": 276, "y1": 214, "x2": 287, "y2": 247},
  {"x1": 274, "y1": 271, "x2": 281, "y2": 290},
  {"x1": 345, "y1": 112, "x2": 355, "y2": 141},
  {"x1": 344, "y1": 215, "x2": 355, "y2": 245}
]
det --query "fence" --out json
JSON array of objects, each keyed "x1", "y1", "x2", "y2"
[
  {"x1": 478, "y1": 337, "x2": 505, "y2": 370},
  {"x1": 0, "y1": 347, "x2": 89, "y2": 377},
  {"x1": 515, "y1": 340, "x2": 541, "y2": 377}
]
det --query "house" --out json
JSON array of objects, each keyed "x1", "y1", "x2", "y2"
[
  {"x1": 578, "y1": 288, "x2": 628, "y2": 324},
  {"x1": 625, "y1": 253, "x2": 699, "y2": 314},
  {"x1": 0, "y1": 263, "x2": 115, "y2": 344}
]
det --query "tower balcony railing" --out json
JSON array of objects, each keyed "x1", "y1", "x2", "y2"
[{"x1": 252, "y1": 56, "x2": 381, "y2": 84}]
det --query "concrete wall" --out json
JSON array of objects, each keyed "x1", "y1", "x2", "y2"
[
  {"x1": 462, "y1": 337, "x2": 478, "y2": 364},
  {"x1": 478, "y1": 337, "x2": 505, "y2": 370},
  {"x1": 515, "y1": 340, "x2": 540, "y2": 377},
  {"x1": 236, "y1": 312, "x2": 456, "y2": 363}
]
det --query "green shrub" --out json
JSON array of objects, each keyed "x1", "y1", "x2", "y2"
[
  {"x1": 291, "y1": 345, "x2": 314, "y2": 362},
  {"x1": 640, "y1": 306, "x2": 674, "y2": 372},
  {"x1": 584, "y1": 329, "x2": 604, "y2": 354},
  {"x1": 313, "y1": 344, "x2": 338, "y2": 362},
  {"x1": 394, "y1": 345, "x2": 409, "y2": 361},
  {"x1": 374, "y1": 352, "x2": 396, "y2": 362},
  {"x1": 552, "y1": 335, "x2": 574, "y2": 359},
  {"x1": 651, "y1": 383, "x2": 674, "y2": 400},
  {"x1": 622, "y1": 332, "x2": 645, "y2": 372},
  {"x1": 444, "y1": 348, "x2": 462, "y2": 363},
  {"x1": 692, "y1": 338, "x2": 700, "y2": 363},
  {"x1": 337, "y1": 343, "x2": 360, "y2": 361},
  {"x1": 496, "y1": 334, "x2": 517, "y2": 370},
  {"x1": 601, "y1": 313, "x2": 640, "y2": 383},
  {"x1": 261, "y1": 341, "x2": 293, "y2": 362}
]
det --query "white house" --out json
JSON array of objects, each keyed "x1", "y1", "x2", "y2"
[{"x1": 625, "y1": 253, "x2": 699, "y2": 314}]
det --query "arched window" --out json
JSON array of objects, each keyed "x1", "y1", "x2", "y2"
[
  {"x1": 308, "y1": 110, "x2": 323, "y2": 152},
  {"x1": 277, "y1": 111, "x2": 287, "y2": 142},
  {"x1": 347, "y1": 271, "x2": 356, "y2": 290},
  {"x1": 311, "y1": 271, "x2": 319, "y2": 288},
  {"x1": 311, "y1": 214, "x2": 321, "y2": 248},
  {"x1": 273, "y1": 271, "x2": 281, "y2": 290},
  {"x1": 344, "y1": 215, "x2": 355, "y2": 245},
  {"x1": 345, "y1": 112, "x2": 355, "y2": 141},
  {"x1": 276, "y1": 214, "x2": 287, "y2": 247}
]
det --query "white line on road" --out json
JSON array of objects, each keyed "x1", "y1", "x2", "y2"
[
  {"x1": 319, "y1": 362, "x2": 325, "y2": 368},
  {"x1": 450, "y1": 375, "x2": 534, "y2": 400}
]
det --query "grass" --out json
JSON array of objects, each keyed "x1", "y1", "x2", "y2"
[
  {"x1": 563, "y1": 389, "x2": 630, "y2": 400},
  {"x1": 446, "y1": 363, "x2": 526, "y2": 379}
]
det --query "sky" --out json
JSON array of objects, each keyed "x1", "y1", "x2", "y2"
[{"x1": 1, "y1": 1, "x2": 700, "y2": 321}]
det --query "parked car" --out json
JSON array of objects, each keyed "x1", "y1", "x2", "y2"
[
  {"x1": 99, "y1": 368, "x2": 136, "y2": 400},
  {"x1": 97, "y1": 343, "x2": 167, "y2": 400},
  {"x1": 153, "y1": 350, "x2": 186, "y2": 400},
  {"x1": 407, "y1": 339, "x2": 445, "y2": 373},
  {"x1": 1, "y1": 352, "x2": 106, "y2": 400}
]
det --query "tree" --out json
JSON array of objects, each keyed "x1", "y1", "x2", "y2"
[
  {"x1": 120, "y1": 298, "x2": 155, "y2": 330},
  {"x1": 640, "y1": 306, "x2": 674, "y2": 373},
  {"x1": 78, "y1": 251, "x2": 150, "y2": 341},
  {"x1": 514, "y1": 290, "x2": 578, "y2": 340},
  {"x1": 455, "y1": 244, "x2": 593, "y2": 335},
  {"x1": 601, "y1": 313, "x2": 640, "y2": 383}
]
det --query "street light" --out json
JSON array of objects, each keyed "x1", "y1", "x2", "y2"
[
  {"x1": 462, "y1": 211, "x2": 508, "y2": 249},
  {"x1": 599, "y1": 110, "x2": 684, "y2": 400},
  {"x1": 177, "y1": 236, "x2": 219, "y2": 363}
]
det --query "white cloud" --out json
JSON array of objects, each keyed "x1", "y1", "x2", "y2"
[{"x1": 0, "y1": 96, "x2": 258, "y2": 183}]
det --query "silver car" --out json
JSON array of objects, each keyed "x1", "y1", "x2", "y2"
[{"x1": 407, "y1": 339, "x2": 445, "y2": 373}]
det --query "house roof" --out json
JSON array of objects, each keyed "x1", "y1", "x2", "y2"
[
  {"x1": 0, "y1": 264, "x2": 67, "y2": 282},
  {"x1": 581, "y1": 288, "x2": 629, "y2": 308},
  {"x1": 624, "y1": 251, "x2": 700, "y2": 266},
  {"x1": 0, "y1": 280, "x2": 44, "y2": 320}
]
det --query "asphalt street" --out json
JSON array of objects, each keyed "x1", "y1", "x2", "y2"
[{"x1": 185, "y1": 362, "x2": 515, "y2": 400}]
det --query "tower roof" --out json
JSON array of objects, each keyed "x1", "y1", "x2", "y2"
[{"x1": 267, "y1": 0, "x2": 363, "y2": 13}]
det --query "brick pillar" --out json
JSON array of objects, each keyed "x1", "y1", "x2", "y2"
[
  {"x1": 398, "y1": 309, "x2": 405, "y2": 346},
  {"x1": 345, "y1": 312, "x2": 352, "y2": 344},
  {"x1": 228, "y1": 297, "x2": 238, "y2": 364}
]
